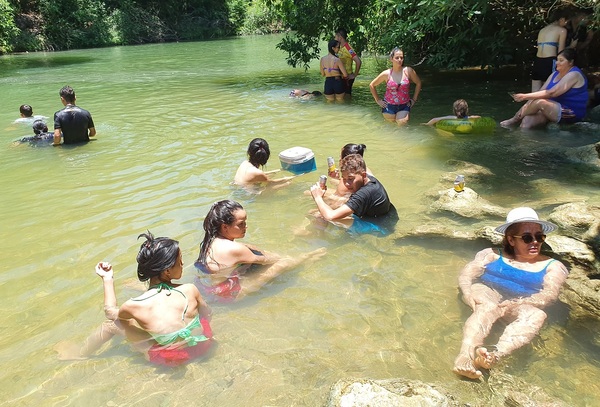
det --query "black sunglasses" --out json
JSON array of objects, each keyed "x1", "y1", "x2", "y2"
[{"x1": 512, "y1": 233, "x2": 546, "y2": 244}]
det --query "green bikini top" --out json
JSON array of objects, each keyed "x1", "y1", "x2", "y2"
[{"x1": 133, "y1": 282, "x2": 209, "y2": 346}]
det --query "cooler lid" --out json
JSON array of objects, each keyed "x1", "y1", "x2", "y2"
[{"x1": 278, "y1": 146, "x2": 314, "y2": 163}]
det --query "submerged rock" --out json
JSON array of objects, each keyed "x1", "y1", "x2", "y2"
[
  {"x1": 327, "y1": 378, "x2": 458, "y2": 407},
  {"x1": 327, "y1": 377, "x2": 567, "y2": 407}
]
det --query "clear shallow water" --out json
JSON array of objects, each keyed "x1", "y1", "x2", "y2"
[{"x1": 1, "y1": 35, "x2": 600, "y2": 406}]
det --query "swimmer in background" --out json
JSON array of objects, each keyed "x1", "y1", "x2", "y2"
[
  {"x1": 13, "y1": 104, "x2": 47, "y2": 124},
  {"x1": 289, "y1": 89, "x2": 323, "y2": 99},
  {"x1": 17, "y1": 120, "x2": 55, "y2": 144},
  {"x1": 194, "y1": 200, "x2": 326, "y2": 302},
  {"x1": 320, "y1": 39, "x2": 349, "y2": 102},
  {"x1": 531, "y1": 11, "x2": 570, "y2": 92},
  {"x1": 234, "y1": 138, "x2": 296, "y2": 189},
  {"x1": 424, "y1": 99, "x2": 481, "y2": 126},
  {"x1": 56, "y1": 232, "x2": 214, "y2": 367},
  {"x1": 369, "y1": 47, "x2": 422, "y2": 126}
]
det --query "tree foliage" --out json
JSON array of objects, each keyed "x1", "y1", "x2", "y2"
[
  {"x1": 274, "y1": 0, "x2": 600, "y2": 70},
  {"x1": 1, "y1": 0, "x2": 599, "y2": 72}
]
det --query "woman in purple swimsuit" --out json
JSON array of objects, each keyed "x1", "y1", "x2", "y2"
[
  {"x1": 502, "y1": 48, "x2": 587, "y2": 129},
  {"x1": 453, "y1": 207, "x2": 569, "y2": 380}
]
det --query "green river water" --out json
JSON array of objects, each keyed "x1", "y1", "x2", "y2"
[{"x1": 1, "y1": 35, "x2": 600, "y2": 406}]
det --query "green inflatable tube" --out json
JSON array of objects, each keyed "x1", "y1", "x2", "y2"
[{"x1": 435, "y1": 117, "x2": 496, "y2": 134}]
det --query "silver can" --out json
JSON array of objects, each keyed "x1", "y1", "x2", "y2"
[{"x1": 319, "y1": 175, "x2": 327, "y2": 189}]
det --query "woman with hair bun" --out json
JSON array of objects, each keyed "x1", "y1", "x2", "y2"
[
  {"x1": 195, "y1": 200, "x2": 326, "y2": 302},
  {"x1": 234, "y1": 138, "x2": 295, "y2": 188},
  {"x1": 57, "y1": 232, "x2": 213, "y2": 367}
]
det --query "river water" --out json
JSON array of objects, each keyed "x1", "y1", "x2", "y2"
[{"x1": 1, "y1": 35, "x2": 600, "y2": 406}]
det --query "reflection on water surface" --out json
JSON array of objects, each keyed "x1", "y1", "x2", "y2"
[{"x1": 1, "y1": 35, "x2": 599, "y2": 406}]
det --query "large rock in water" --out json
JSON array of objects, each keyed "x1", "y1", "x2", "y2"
[
  {"x1": 430, "y1": 187, "x2": 505, "y2": 219},
  {"x1": 589, "y1": 105, "x2": 600, "y2": 123},
  {"x1": 326, "y1": 377, "x2": 568, "y2": 406},
  {"x1": 326, "y1": 379, "x2": 458, "y2": 407}
]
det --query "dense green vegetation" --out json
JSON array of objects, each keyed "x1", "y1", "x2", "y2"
[{"x1": 1, "y1": 0, "x2": 598, "y2": 71}]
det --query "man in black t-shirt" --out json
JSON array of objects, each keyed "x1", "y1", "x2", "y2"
[
  {"x1": 310, "y1": 154, "x2": 391, "y2": 221},
  {"x1": 53, "y1": 85, "x2": 96, "y2": 145}
]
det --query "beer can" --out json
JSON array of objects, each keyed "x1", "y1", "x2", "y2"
[
  {"x1": 319, "y1": 175, "x2": 328, "y2": 189},
  {"x1": 327, "y1": 157, "x2": 336, "y2": 173},
  {"x1": 453, "y1": 175, "x2": 465, "y2": 192}
]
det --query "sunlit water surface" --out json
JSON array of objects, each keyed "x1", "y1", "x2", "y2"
[{"x1": 1, "y1": 35, "x2": 600, "y2": 406}]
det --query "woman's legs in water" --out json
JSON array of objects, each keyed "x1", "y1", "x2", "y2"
[
  {"x1": 495, "y1": 304, "x2": 548, "y2": 360},
  {"x1": 453, "y1": 284, "x2": 503, "y2": 379},
  {"x1": 335, "y1": 92, "x2": 346, "y2": 102},
  {"x1": 56, "y1": 320, "x2": 123, "y2": 360},
  {"x1": 500, "y1": 99, "x2": 560, "y2": 128},
  {"x1": 236, "y1": 248, "x2": 326, "y2": 300},
  {"x1": 395, "y1": 110, "x2": 410, "y2": 126}
]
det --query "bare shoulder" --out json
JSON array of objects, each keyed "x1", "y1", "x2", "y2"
[
  {"x1": 547, "y1": 258, "x2": 569, "y2": 276},
  {"x1": 473, "y1": 247, "x2": 499, "y2": 263}
]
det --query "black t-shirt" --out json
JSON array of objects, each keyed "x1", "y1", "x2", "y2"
[
  {"x1": 54, "y1": 105, "x2": 95, "y2": 144},
  {"x1": 345, "y1": 175, "x2": 391, "y2": 218}
]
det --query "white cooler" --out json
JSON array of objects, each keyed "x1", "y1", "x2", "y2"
[{"x1": 278, "y1": 147, "x2": 317, "y2": 175}]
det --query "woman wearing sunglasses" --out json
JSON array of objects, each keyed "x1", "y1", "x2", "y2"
[{"x1": 453, "y1": 207, "x2": 569, "y2": 380}]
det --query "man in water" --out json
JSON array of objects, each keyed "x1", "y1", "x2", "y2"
[
  {"x1": 53, "y1": 85, "x2": 96, "y2": 145},
  {"x1": 310, "y1": 154, "x2": 391, "y2": 222},
  {"x1": 334, "y1": 28, "x2": 361, "y2": 95}
]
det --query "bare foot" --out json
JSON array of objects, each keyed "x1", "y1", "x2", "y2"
[
  {"x1": 303, "y1": 247, "x2": 327, "y2": 263},
  {"x1": 500, "y1": 117, "x2": 519, "y2": 128},
  {"x1": 473, "y1": 346, "x2": 498, "y2": 370},
  {"x1": 54, "y1": 341, "x2": 88, "y2": 361},
  {"x1": 453, "y1": 353, "x2": 482, "y2": 379}
]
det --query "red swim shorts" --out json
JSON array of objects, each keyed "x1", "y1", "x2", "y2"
[
  {"x1": 147, "y1": 318, "x2": 213, "y2": 367},
  {"x1": 200, "y1": 276, "x2": 241, "y2": 303}
]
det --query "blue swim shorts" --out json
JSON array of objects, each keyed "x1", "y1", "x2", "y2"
[{"x1": 382, "y1": 103, "x2": 410, "y2": 115}]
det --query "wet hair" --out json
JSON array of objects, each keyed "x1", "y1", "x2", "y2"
[
  {"x1": 453, "y1": 99, "x2": 469, "y2": 118},
  {"x1": 328, "y1": 39, "x2": 340, "y2": 56},
  {"x1": 389, "y1": 47, "x2": 403, "y2": 59},
  {"x1": 19, "y1": 104, "x2": 33, "y2": 117},
  {"x1": 340, "y1": 153, "x2": 367, "y2": 174},
  {"x1": 335, "y1": 28, "x2": 348, "y2": 40},
  {"x1": 550, "y1": 9, "x2": 571, "y2": 22},
  {"x1": 311, "y1": 91, "x2": 323, "y2": 96},
  {"x1": 247, "y1": 138, "x2": 270, "y2": 168},
  {"x1": 196, "y1": 200, "x2": 244, "y2": 266},
  {"x1": 558, "y1": 47, "x2": 576, "y2": 64},
  {"x1": 32, "y1": 120, "x2": 48, "y2": 135},
  {"x1": 59, "y1": 85, "x2": 76, "y2": 104},
  {"x1": 341, "y1": 143, "x2": 367, "y2": 158},
  {"x1": 136, "y1": 231, "x2": 180, "y2": 282}
]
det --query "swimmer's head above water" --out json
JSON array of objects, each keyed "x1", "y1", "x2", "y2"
[
  {"x1": 32, "y1": 120, "x2": 48, "y2": 134},
  {"x1": 197, "y1": 200, "x2": 245, "y2": 266},
  {"x1": 247, "y1": 138, "x2": 270, "y2": 168},
  {"x1": 341, "y1": 143, "x2": 367, "y2": 158},
  {"x1": 136, "y1": 231, "x2": 180, "y2": 282}
]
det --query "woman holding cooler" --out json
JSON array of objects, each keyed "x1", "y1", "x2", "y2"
[{"x1": 369, "y1": 47, "x2": 422, "y2": 126}]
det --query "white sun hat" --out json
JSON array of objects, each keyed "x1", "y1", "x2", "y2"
[{"x1": 495, "y1": 207, "x2": 557, "y2": 234}]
